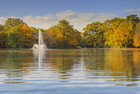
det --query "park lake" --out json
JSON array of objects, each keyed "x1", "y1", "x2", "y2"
[{"x1": 0, "y1": 48, "x2": 140, "y2": 94}]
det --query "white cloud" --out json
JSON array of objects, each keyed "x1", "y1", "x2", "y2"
[
  {"x1": 122, "y1": 9, "x2": 135, "y2": 13},
  {"x1": 122, "y1": 9, "x2": 140, "y2": 18},
  {"x1": 23, "y1": 10, "x2": 117, "y2": 31},
  {"x1": 0, "y1": 17, "x2": 7, "y2": 25},
  {"x1": 0, "y1": 10, "x2": 118, "y2": 31},
  {"x1": 23, "y1": 15, "x2": 58, "y2": 29}
]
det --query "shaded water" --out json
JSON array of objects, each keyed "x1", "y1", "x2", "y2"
[{"x1": 0, "y1": 48, "x2": 140, "y2": 94}]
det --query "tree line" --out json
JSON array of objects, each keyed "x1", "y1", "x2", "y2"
[
  {"x1": 0, "y1": 18, "x2": 35, "y2": 48},
  {"x1": 83, "y1": 14, "x2": 140, "y2": 48},
  {"x1": 0, "y1": 14, "x2": 140, "y2": 48}
]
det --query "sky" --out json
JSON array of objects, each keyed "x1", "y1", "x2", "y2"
[{"x1": 0, "y1": 0, "x2": 140, "y2": 31}]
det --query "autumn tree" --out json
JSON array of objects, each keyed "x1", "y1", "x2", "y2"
[
  {"x1": 30, "y1": 27, "x2": 39, "y2": 33},
  {"x1": 83, "y1": 21, "x2": 105, "y2": 47},
  {"x1": 46, "y1": 20, "x2": 81, "y2": 48},
  {"x1": 8, "y1": 26, "x2": 21, "y2": 48},
  {"x1": 18, "y1": 24, "x2": 34, "y2": 48},
  {"x1": 112, "y1": 22, "x2": 134, "y2": 47},
  {"x1": 46, "y1": 26, "x2": 58, "y2": 46},
  {"x1": 0, "y1": 31, "x2": 8, "y2": 48},
  {"x1": 0, "y1": 24, "x2": 7, "y2": 47},
  {"x1": 103, "y1": 18, "x2": 126, "y2": 47},
  {"x1": 126, "y1": 14, "x2": 140, "y2": 26},
  {"x1": 57, "y1": 20, "x2": 75, "y2": 48},
  {"x1": 69, "y1": 29, "x2": 81, "y2": 47},
  {"x1": 0, "y1": 15, "x2": 140, "y2": 48},
  {"x1": 133, "y1": 22, "x2": 140, "y2": 47},
  {"x1": 0, "y1": 24, "x2": 4, "y2": 31},
  {"x1": 4, "y1": 18, "x2": 25, "y2": 31},
  {"x1": 0, "y1": 18, "x2": 25, "y2": 48}
]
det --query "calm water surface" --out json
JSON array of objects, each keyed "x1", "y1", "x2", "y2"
[{"x1": 0, "y1": 48, "x2": 140, "y2": 94}]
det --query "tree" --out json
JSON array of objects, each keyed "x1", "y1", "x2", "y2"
[
  {"x1": 4, "y1": 18, "x2": 25, "y2": 31},
  {"x1": 112, "y1": 22, "x2": 134, "y2": 47},
  {"x1": 30, "y1": 27, "x2": 39, "y2": 33},
  {"x1": 18, "y1": 24, "x2": 34, "y2": 48},
  {"x1": 69, "y1": 29, "x2": 81, "y2": 47},
  {"x1": 0, "y1": 31, "x2": 8, "y2": 48},
  {"x1": 46, "y1": 20, "x2": 81, "y2": 48},
  {"x1": 133, "y1": 22, "x2": 140, "y2": 47},
  {"x1": 57, "y1": 20, "x2": 74, "y2": 48},
  {"x1": 0, "y1": 18, "x2": 25, "y2": 48},
  {"x1": 83, "y1": 21, "x2": 105, "y2": 47},
  {"x1": 126, "y1": 14, "x2": 140, "y2": 26},
  {"x1": 0, "y1": 24, "x2": 7, "y2": 48},
  {"x1": 7, "y1": 26, "x2": 21, "y2": 48},
  {"x1": 46, "y1": 25, "x2": 59, "y2": 46},
  {"x1": 0, "y1": 24, "x2": 4, "y2": 31},
  {"x1": 103, "y1": 18, "x2": 126, "y2": 47}
]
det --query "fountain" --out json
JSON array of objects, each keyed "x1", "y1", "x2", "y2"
[
  {"x1": 32, "y1": 29, "x2": 46, "y2": 71},
  {"x1": 32, "y1": 29, "x2": 47, "y2": 49}
]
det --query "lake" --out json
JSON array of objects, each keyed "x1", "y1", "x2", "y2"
[{"x1": 0, "y1": 48, "x2": 140, "y2": 94}]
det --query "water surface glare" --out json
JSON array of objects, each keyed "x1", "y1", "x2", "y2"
[{"x1": 0, "y1": 48, "x2": 140, "y2": 94}]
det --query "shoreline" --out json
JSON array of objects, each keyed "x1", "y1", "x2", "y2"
[{"x1": 0, "y1": 47, "x2": 140, "y2": 50}]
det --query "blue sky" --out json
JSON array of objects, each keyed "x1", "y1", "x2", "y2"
[{"x1": 0, "y1": 0, "x2": 140, "y2": 31}]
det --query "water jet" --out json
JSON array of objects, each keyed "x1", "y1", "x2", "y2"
[{"x1": 32, "y1": 29, "x2": 47, "y2": 49}]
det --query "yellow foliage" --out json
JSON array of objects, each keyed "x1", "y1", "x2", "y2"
[
  {"x1": 133, "y1": 23, "x2": 140, "y2": 47},
  {"x1": 112, "y1": 22, "x2": 134, "y2": 47}
]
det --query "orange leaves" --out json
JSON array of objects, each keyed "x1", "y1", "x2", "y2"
[
  {"x1": 133, "y1": 37, "x2": 140, "y2": 47},
  {"x1": 21, "y1": 24, "x2": 30, "y2": 30},
  {"x1": 45, "y1": 20, "x2": 81, "y2": 48},
  {"x1": 18, "y1": 24, "x2": 34, "y2": 48}
]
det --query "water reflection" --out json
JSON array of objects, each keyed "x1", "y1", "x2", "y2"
[
  {"x1": 133, "y1": 51, "x2": 140, "y2": 76},
  {"x1": 0, "y1": 49, "x2": 140, "y2": 86},
  {"x1": 83, "y1": 49, "x2": 140, "y2": 86},
  {"x1": 33, "y1": 49, "x2": 44, "y2": 71},
  {"x1": 0, "y1": 50, "x2": 33, "y2": 84},
  {"x1": 42, "y1": 49, "x2": 82, "y2": 81}
]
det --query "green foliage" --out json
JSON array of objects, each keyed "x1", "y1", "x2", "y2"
[
  {"x1": 0, "y1": 24, "x2": 4, "y2": 31},
  {"x1": 8, "y1": 26, "x2": 20, "y2": 48},
  {"x1": 0, "y1": 18, "x2": 35, "y2": 48},
  {"x1": 4, "y1": 18, "x2": 25, "y2": 31},
  {"x1": 83, "y1": 21, "x2": 105, "y2": 47},
  {"x1": 126, "y1": 14, "x2": 140, "y2": 26},
  {"x1": 30, "y1": 27, "x2": 39, "y2": 33},
  {"x1": 0, "y1": 31, "x2": 8, "y2": 48}
]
